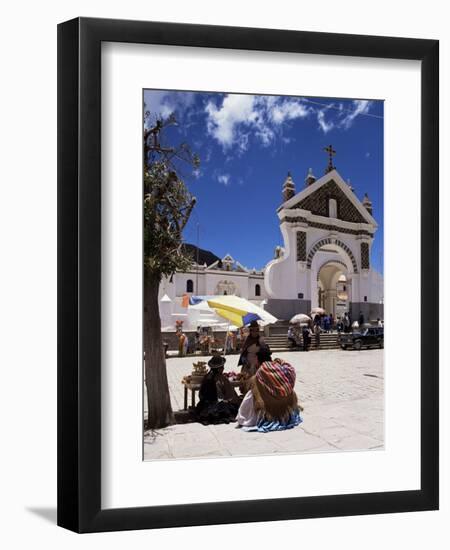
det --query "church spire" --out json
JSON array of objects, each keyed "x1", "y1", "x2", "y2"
[
  {"x1": 362, "y1": 192, "x2": 373, "y2": 216},
  {"x1": 282, "y1": 171, "x2": 296, "y2": 202},
  {"x1": 305, "y1": 167, "x2": 316, "y2": 187}
]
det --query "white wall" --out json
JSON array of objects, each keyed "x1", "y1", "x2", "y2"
[{"x1": 1, "y1": 1, "x2": 448, "y2": 549}]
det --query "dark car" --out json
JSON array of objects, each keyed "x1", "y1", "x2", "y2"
[{"x1": 339, "y1": 326, "x2": 384, "y2": 350}]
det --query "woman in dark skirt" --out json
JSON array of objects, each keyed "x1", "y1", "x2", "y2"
[
  {"x1": 195, "y1": 355, "x2": 240, "y2": 425},
  {"x1": 238, "y1": 320, "x2": 265, "y2": 377}
]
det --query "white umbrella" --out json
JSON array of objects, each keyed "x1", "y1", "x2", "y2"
[
  {"x1": 310, "y1": 307, "x2": 325, "y2": 315},
  {"x1": 290, "y1": 313, "x2": 311, "y2": 324}
]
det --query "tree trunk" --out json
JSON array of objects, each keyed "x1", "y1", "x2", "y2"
[{"x1": 144, "y1": 270, "x2": 175, "y2": 429}]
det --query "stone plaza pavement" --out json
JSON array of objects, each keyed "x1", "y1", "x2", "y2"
[{"x1": 144, "y1": 349, "x2": 384, "y2": 460}]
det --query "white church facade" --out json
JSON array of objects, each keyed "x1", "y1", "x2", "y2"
[
  {"x1": 159, "y1": 156, "x2": 383, "y2": 325},
  {"x1": 264, "y1": 167, "x2": 383, "y2": 321}
]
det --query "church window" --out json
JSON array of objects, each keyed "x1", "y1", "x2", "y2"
[
  {"x1": 328, "y1": 198, "x2": 338, "y2": 218},
  {"x1": 186, "y1": 279, "x2": 194, "y2": 293},
  {"x1": 255, "y1": 284, "x2": 261, "y2": 296}
]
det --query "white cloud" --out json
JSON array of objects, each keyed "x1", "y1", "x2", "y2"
[
  {"x1": 269, "y1": 99, "x2": 309, "y2": 124},
  {"x1": 205, "y1": 94, "x2": 310, "y2": 152},
  {"x1": 316, "y1": 99, "x2": 373, "y2": 134},
  {"x1": 144, "y1": 90, "x2": 196, "y2": 123},
  {"x1": 340, "y1": 99, "x2": 372, "y2": 129},
  {"x1": 317, "y1": 109, "x2": 334, "y2": 134},
  {"x1": 217, "y1": 173, "x2": 231, "y2": 186},
  {"x1": 205, "y1": 94, "x2": 256, "y2": 151}
]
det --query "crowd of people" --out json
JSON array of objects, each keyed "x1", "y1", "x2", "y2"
[
  {"x1": 179, "y1": 312, "x2": 384, "y2": 432},
  {"x1": 287, "y1": 311, "x2": 383, "y2": 351},
  {"x1": 174, "y1": 324, "x2": 257, "y2": 358},
  {"x1": 194, "y1": 320, "x2": 303, "y2": 433}
]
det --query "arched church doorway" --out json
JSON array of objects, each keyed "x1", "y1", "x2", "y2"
[
  {"x1": 316, "y1": 260, "x2": 350, "y2": 318},
  {"x1": 215, "y1": 280, "x2": 240, "y2": 296},
  {"x1": 308, "y1": 237, "x2": 357, "y2": 315}
]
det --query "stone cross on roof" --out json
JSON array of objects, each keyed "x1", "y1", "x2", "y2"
[{"x1": 324, "y1": 144, "x2": 336, "y2": 173}]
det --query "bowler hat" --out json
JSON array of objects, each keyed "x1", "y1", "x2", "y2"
[{"x1": 207, "y1": 355, "x2": 226, "y2": 369}]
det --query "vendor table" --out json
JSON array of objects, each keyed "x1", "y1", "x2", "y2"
[{"x1": 181, "y1": 379, "x2": 241, "y2": 410}]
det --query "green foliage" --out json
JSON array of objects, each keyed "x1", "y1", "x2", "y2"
[{"x1": 144, "y1": 161, "x2": 196, "y2": 281}]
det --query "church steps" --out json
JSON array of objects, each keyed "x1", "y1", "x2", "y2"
[{"x1": 265, "y1": 332, "x2": 341, "y2": 351}]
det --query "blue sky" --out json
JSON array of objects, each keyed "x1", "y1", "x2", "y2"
[{"x1": 144, "y1": 90, "x2": 384, "y2": 274}]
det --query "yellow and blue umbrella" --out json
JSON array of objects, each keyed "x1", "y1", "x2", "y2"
[{"x1": 188, "y1": 295, "x2": 277, "y2": 328}]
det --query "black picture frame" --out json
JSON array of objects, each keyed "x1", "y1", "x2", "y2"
[{"x1": 57, "y1": 17, "x2": 439, "y2": 533}]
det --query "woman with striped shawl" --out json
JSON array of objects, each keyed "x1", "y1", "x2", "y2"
[{"x1": 236, "y1": 347, "x2": 302, "y2": 432}]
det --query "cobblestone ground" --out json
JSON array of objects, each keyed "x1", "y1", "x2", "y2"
[{"x1": 144, "y1": 349, "x2": 384, "y2": 460}]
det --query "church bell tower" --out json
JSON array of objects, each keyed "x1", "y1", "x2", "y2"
[{"x1": 282, "y1": 172, "x2": 296, "y2": 202}]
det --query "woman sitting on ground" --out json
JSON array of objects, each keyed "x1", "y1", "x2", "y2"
[
  {"x1": 236, "y1": 347, "x2": 303, "y2": 432},
  {"x1": 195, "y1": 354, "x2": 240, "y2": 425}
]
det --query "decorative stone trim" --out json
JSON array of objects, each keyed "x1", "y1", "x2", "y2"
[
  {"x1": 291, "y1": 180, "x2": 367, "y2": 223},
  {"x1": 307, "y1": 238, "x2": 358, "y2": 273},
  {"x1": 361, "y1": 242, "x2": 370, "y2": 269},
  {"x1": 280, "y1": 216, "x2": 373, "y2": 237},
  {"x1": 296, "y1": 231, "x2": 307, "y2": 261}
]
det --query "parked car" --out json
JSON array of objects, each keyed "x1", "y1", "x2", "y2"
[{"x1": 339, "y1": 327, "x2": 384, "y2": 350}]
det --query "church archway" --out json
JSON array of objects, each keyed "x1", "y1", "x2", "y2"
[
  {"x1": 316, "y1": 260, "x2": 350, "y2": 317},
  {"x1": 307, "y1": 237, "x2": 358, "y2": 273}
]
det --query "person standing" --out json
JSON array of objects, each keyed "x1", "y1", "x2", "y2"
[
  {"x1": 187, "y1": 333, "x2": 196, "y2": 355},
  {"x1": 302, "y1": 324, "x2": 311, "y2": 352},
  {"x1": 194, "y1": 327, "x2": 201, "y2": 353},
  {"x1": 231, "y1": 329, "x2": 237, "y2": 352},
  {"x1": 287, "y1": 325, "x2": 297, "y2": 348},
  {"x1": 177, "y1": 330, "x2": 188, "y2": 357},
  {"x1": 236, "y1": 327, "x2": 244, "y2": 352},
  {"x1": 314, "y1": 323, "x2": 321, "y2": 350},
  {"x1": 343, "y1": 312, "x2": 350, "y2": 333},
  {"x1": 224, "y1": 329, "x2": 233, "y2": 355},
  {"x1": 238, "y1": 320, "x2": 265, "y2": 377},
  {"x1": 358, "y1": 311, "x2": 365, "y2": 327}
]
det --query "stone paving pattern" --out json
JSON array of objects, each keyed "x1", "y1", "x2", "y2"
[{"x1": 144, "y1": 349, "x2": 384, "y2": 460}]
